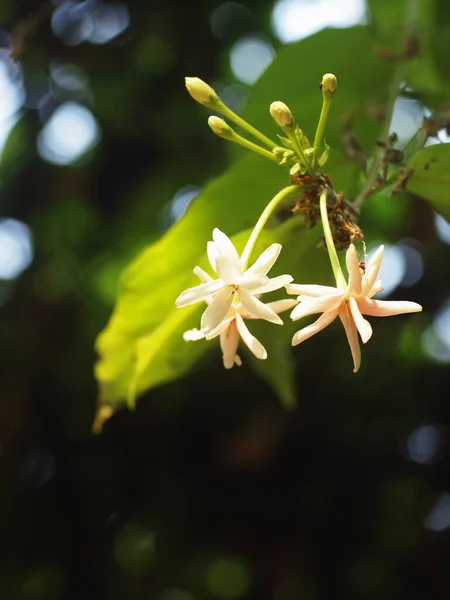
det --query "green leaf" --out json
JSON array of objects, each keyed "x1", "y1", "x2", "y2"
[
  {"x1": 406, "y1": 143, "x2": 450, "y2": 219},
  {"x1": 95, "y1": 26, "x2": 397, "y2": 410}
]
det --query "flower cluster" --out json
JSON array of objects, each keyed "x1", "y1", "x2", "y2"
[
  {"x1": 176, "y1": 75, "x2": 423, "y2": 373},
  {"x1": 176, "y1": 229, "x2": 422, "y2": 371}
]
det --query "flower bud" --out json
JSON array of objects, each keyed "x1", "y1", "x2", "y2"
[
  {"x1": 208, "y1": 116, "x2": 233, "y2": 139},
  {"x1": 185, "y1": 77, "x2": 219, "y2": 107},
  {"x1": 320, "y1": 73, "x2": 337, "y2": 96},
  {"x1": 270, "y1": 101, "x2": 294, "y2": 129}
]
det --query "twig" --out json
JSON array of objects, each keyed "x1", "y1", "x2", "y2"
[{"x1": 352, "y1": 0, "x2": 421, "y2": 210}]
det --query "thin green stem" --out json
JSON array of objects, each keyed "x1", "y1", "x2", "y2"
[
  {"x1": 353, "y1": 0, "x2": 420, "y2": 210},
  {"x1": 319, "y1": 190, "x2": 346, "y2": 288},
  {"x1": 286, "y1": 129, "x2": 313, "y2": 171},
  {"x1": 312, "y1": 97, "x2": 332, "y2": 169},
  {"x1": 231, "y1": 131, "x2": 280, "y2": 163},
  {"x1": 241, "y1": 184, "x2": 299, "y2": 269},
  {"x1": 218, "y1": 103, "x2": 278, "y2": 149}
]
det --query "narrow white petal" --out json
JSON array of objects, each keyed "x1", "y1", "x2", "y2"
[
  {"x1": 339, "y1": 304, "x2": 361, "y2": 373},
  {"x1": 235, "y1": 313, "x2": 267, "y2": 359},
  {"x1": 235, "y1": 354, "x2": 242, "y2": 366},
  {"x1": 346, "y1": 244, "x2": 362, "y2": 295},
  {"x1": 175, "y1": 280, "x2": 223, "y2": 307},
  {"x1": 362, "y1": 245, "x2": 384, "y2": 296},
  {"x1": 200, "y1": 286, "x2": 234, "y2": 332},
  {"x1": 216, "y1": 255, "x2": 242, "y2": 284},
  {"x1": 349, "y1": 297, "x2": 372, "y2": 343},
  {"x1": 220, "y1": 319, "x2": 240, "y2": 369},
  {"x1": 193, "y1": 265, "x2": 213, "y2": 283},
  {"x1": 246, "y1": 274, "x2": 293, "y2": 295},
  {"x1": 244, "y1": 243, "x2": 282, "y2": 277},
  {"x1": 291, "y1": 308, "x2": 339, "y2": 346},
  {"x1": 368, "y1": 280, "x2": 383, "y2": 298},
  {"x1": 290, "y1": 293, "x2": 344, "y2": 321},
  {"x1": 213, "y1": 228, "x2": 241, "y2": 263},
  {"x1": 238, "y1": 288, "x2": 283, "y2": 324},
  {"x1": 358, "y1": 298, "x2": 423, "y2": 317},
  {"x1": 205, "y1": 316, "x2": 235, "y2": 340},
  {"x1": 207, "y1": 241, "x2": 220, "y2": 274},
  {"x1": 183, "y1": 328, "x2": 205, "y2": 341},
  {"x1": 285, "y1": 283, "x2": 339, "y2": 297},
  {"x1": 265, "y1": 298, "x2": 298, "y2": 314},
  {"x1": 239, "y1": 274, "x2": 269, "y2": 290}
]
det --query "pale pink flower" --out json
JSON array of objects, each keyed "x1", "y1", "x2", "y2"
[
  {"x1": 286, "y1": 244, "x2": 423, "y2": 372},
  {"x1": 183, "y1": 265, "x2": 297, "y2": 368},
  {"x1": 175, "y1": 228, "x2": 293, "y2": 334}
]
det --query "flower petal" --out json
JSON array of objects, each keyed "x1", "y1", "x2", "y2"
[
  {"x1": 358, "y1": 297, "x2": 423, "y2": 317},
  {"x1": 244, "y1": 243, "x2": 282, "y2": 277},
  {"x1": 213, "y1": 228, "x2": 241, "y2": 263},
  {"x1": 362, "y1": 245, "x2": 384, "y2": 296},
  {"x1": 193, "y1": 265, "x2": 213, "y2": 283},
  {"x1": 175, "y1": 280, "x2": 224, "y2": 307},
  {"x1": 216, "y1": 255, "x2": 242, "y2": 284},
  {"x1": 247, "y1": 274, "x2": 293, "y2": 295},
  {"x1": 265, "y1": 298, "x2": 298, "y2": 314},
  {"x1": 235, "y1": 313, "x2": 267, "y2": 360},
  {"x1": 200, "y1": 286, "x2": 234, "y2": 332},
  {"x1": 290, "y1": 292, "x2": 344, "y2": 321},
  {"x1": 339, "y1": 304, "x2": 361, "y2": 373},
  {"x1": 205, "y1": 316, "x2": 235, "y2": 339},
  {"x1": 369, "y1": 280, "x2": 383, "y2": 298},
  {"x1": 220, "y1": 319, "x2": 240, "y2": 369},
  {"x1": 238, "y1": 288, "x2": 283, "y2": 324},
  {"x1": 207, "y1": 241, "x2": 220, "y2": 273},
  {"x1": 291, "y1": 308, "x2": 339, "y2": 346},
  {"x1": 346, "y1": 244, "x2": 362, "y2": 295},
  {"x1": 349, "y1": 297, "x2": 372, "y2": 343},
  {"x1": 183, "y1": 328, "x2": 205, "y2": 341},
  {"x1": 285, "y1": 283, "x2": 339, "y2": 297}
]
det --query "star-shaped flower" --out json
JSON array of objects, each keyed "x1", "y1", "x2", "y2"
[
  {"x1": 175, "y1": 228, "x2": 293, "y2": 334},
  {"x1": 286, "y1": 244, "x2": 423, "y2": 372},
  {"x1": 183, "y1": 263, "x2": 296, "y2": 367}
]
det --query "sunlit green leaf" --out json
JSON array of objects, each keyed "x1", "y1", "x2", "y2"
[
  {"x1": 95, "y1": 26, "x2": 397, "y2": 410},
  {"x1": 405, "y1": 143, "x2": 450, "y2": 219}
]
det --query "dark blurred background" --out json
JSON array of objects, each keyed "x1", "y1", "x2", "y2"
[{"x1": 1, "y1": 0, "x2": 450, "y2": 598}]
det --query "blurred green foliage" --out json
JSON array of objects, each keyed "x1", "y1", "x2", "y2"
[{"x1": 1, "y1": 1, "x2": 450, "y2": 599}]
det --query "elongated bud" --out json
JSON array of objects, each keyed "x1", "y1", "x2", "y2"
[
  {"x1": 270, "y1": 101, "x2": 294, "y2": 129},
  {"x1": 185, "y1": 77, "x2": 219, "y2": 107},
  {"x1": 208, "y1": 116, "x2": 233, "y2": 139},
  {"x1": 320, "y1": 73, "x2": 337, "y2": 97}
]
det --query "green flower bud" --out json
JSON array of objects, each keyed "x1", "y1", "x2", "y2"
[
  {"x1": 185, "y1": 77, "x2": 219, "y2": 107},
  {"x1": 270, "y1": 101, "x2": 294, "y2": 129},
  {"x1": 208, "y1": 116, "x2": 233, "y2": 139},
  {"x1": 320, "y1": 73, "x2": 337, "y2": 96}
]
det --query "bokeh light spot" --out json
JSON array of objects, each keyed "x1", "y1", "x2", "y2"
[
  {"x1": 51, "y1": 63, "x2": 89, "y2": 91},
  {"x1": 424, "y1": 493, "x2": 450, "y2": 531},
  {"x1": 406, "y1": 424, "x2": 442, "y2": 464},
  {"x1": 170, "y1": 185, "x2": 200, "y2": 222},
  {"x1": 0, "y1": 218, "x2": 33, "y2": 280},
  {"x1": 114, "y1": 523, "x2": 157, "y2": 577},
  {"x1": 37, "y1": 101, "x2": 100, "y2": 166},
  {"x1": 271, "y1": 0, "x2": 365, "y2": 43},
  {"x1": 399, "y1": 243, "x2": 423, "y2": 287},
  {"x1": 88, "y1": 2, "x2": 130, "y2": 44},
  {"x1": 230, "y1": 35, "x2": 275, "y2": 85},
  {"x1": 435, "y1": 213, "x2": 450, "y2": 244},
  {"x1": 207, "y1": 557, "x2": 251, "y2": 599},
  {"x1": 210, "y1": 2, "x2": 253, "y2": 40}
]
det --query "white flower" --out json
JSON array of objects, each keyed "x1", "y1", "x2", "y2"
[
  {"x1": 175, "y1": 228, "x2": 293, "y2": 334},
  {"x1": 183, "y1": 265, "x2": 297, "y2": 368},
  {"x1": 286, "y1": 244, "x2": 423, "y2": 372}
]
